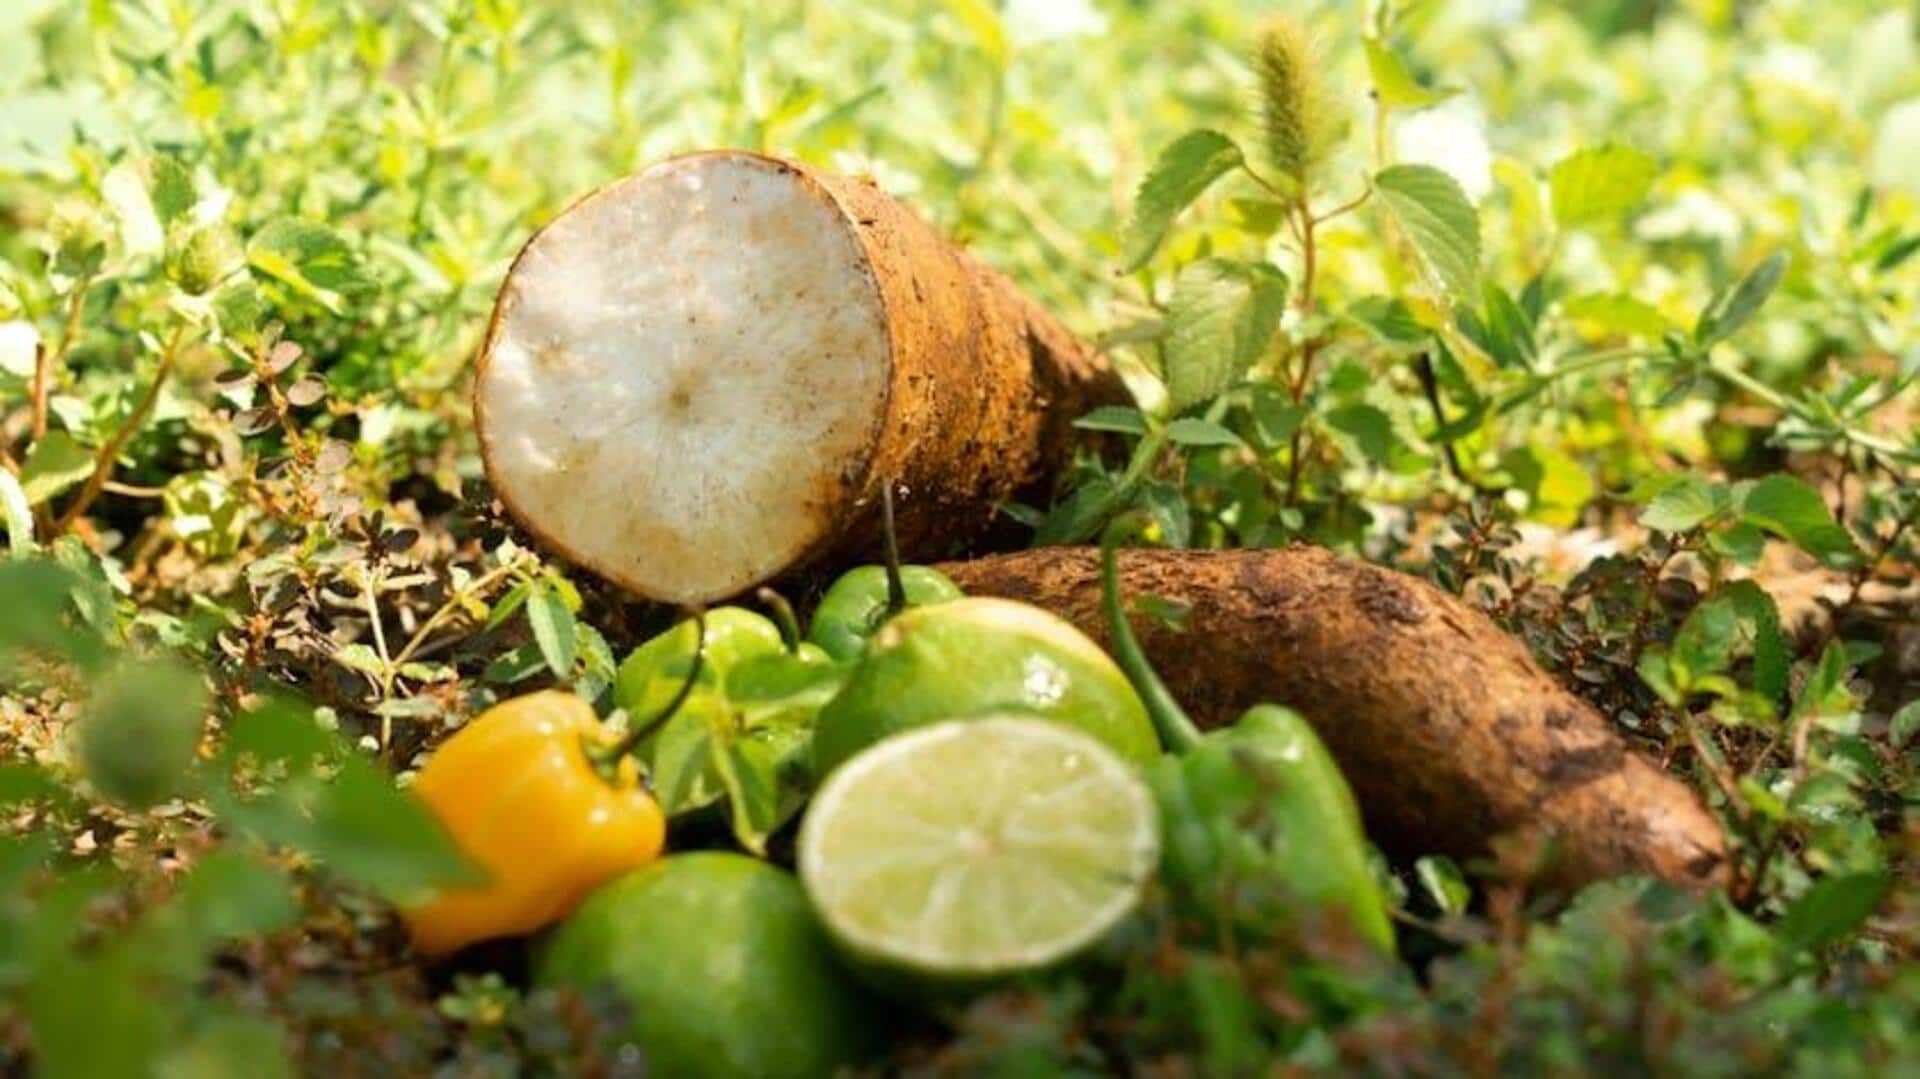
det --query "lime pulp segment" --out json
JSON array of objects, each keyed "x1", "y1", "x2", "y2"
[{"x1": 799, "y1": 716, "x2": 1159, "y2": 979}]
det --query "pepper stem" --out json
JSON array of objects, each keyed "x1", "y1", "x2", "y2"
[
  {"x1": 880, "y1": 481, "x2": 907, "y2": 617},
  {"x1": 1100, "y1": 517, "x2": 1204, "y2": 753},
  {"x1": 603, "y1": 607, "x2": 708, "y2": 764},
  {"x1": 757, "y1": 588, "x2": 803, "y2": 655}
]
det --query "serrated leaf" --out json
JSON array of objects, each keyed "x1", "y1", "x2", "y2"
[
  {"x1": 246, "y1": 218, "x2": 375, "y2": 313},
  {"x1": 20, "y1": 431, "x2": 94, "y2": 506},
  {"x1": 1122, "y1": 130, "x2": 1245, "y2": 272},
  {"x1": 1362, "y1": 38, "x2": 1455, "y2": 109},
  {"x1": 1549, "y1": 143, "x2": 1657, "y2": 227},
  {"x1": 1738, "y1": 473, "x2": 1859, "y2": 565},
  {"x1": 1695, "y1": 252, "x2": 1788, "y2": 347},
  {"x1": 1374, "y1": 164, "x2": 1479, "y2": 301},
  {"x1": 1162, "y1": 259, "x2": 1288, "y2": 410},
  {"x1": 1639, "y1": 474, "x2": 1723, "y2": 533}
]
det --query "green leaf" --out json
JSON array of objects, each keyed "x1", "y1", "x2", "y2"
[
  {"x1": 1374, "y1": 164, "x2": 1480, "y2": 301},
  {"x1": 1778, "y1": 872, "x2": 1890, "y2": 953},
  {"x1": 1890, "y1": 700, "x2": 1920, "y2": 748},
  {"x1": 246, "y1": 218, "x2": 375, "y2": 313},
  {"x1": 1738, "y1": 473, "x2": 1859, "y2": 565},
  {"x1": 1121, "y1": 130, "x2": 1245, "y2": 273},
  {"x1": 1672, "y1": 582, "x2": 1788, "y2": 700},
  {"x1": 1457, "y1": 284, "x2": 1536, "y2": 370},
  {"x1": 0, "y1": 468, "x2": 33, "y2": 555},
  {"x1": 1161, "y1": 259, "x2": 1288, "y2": 410},
  {"x1": 20, "y1": 432, "x2": 94, "y2": 506},
  {"x1": 1706, "y1": 521, "x2": 1766, "y2": 566},
  {"x1": 1639, "y1": 474, "x2": 1723, "y2": 533},
  {"x1": 220, "y1": 755, "x2": 476, "y2": 904},
  {"x1": 526, "y1": 579, "x2": 578, "y2": 679},
  {"x1": 1414, "y1": 855, "x2": 1470, "y2": 916},
  {"x1": 1166, "y1": 417, "x2": 1243, "y2": 448},
  {"x1": 1073, "y1": 405, "x2": 1149, "y2": 435},
  {"x1": 150, "y1": 155, "x2": 196, "y2": 225},
  {"x1": 1549, "y1": 143, "x2": 1657, "y2": 228},
  {"x1": 1346, "y1": 295, "x2": 1427, "y2": 345},
  {"x1": 1325, "y1": 404, "x2": 1396, "y2": 465},
  {"x1": 1501, "y1": 444, "x2": 1594, "y2": 528},
  {"x1": 1362, "y1": 38, "x2": 1455, "y2": 109},
  {"x1": 1694, "y1": 253, "x2": 1788, "y2": 348},
  {"x1": 77, "y1": 659, "x2": 208, "y2": 809},
  {"x1": 1563, "y1": 292, "x2": 1670, "y2": 338},
  {"x1": 1246, "y1": 385, "x2": 1306, "y2": 449}
]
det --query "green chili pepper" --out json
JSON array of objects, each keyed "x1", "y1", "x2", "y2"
[
  {"x1": 806, "y1": 485, "x2": 962, "y2": 661},
  {"x1": 1101, "y1": 519, "x2": 1395, "y2": 953},
  {"x1": 806, "y1": 565, "x2": 963, "y2": 661}
]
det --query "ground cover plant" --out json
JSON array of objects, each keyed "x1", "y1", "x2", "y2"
[{"x1": 1, "y1": 0, "x2": 1915, "y2": 1074}]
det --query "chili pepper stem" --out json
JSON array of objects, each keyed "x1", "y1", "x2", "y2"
[
  {"x1": 1100, "y1": 518, "x2": 1205, "y2": 753},
  {"x1": 595, "y1": 608, "x2": 708, "y2": 771},
  {"x1": 880, "y1": 481, "x2": 907, "y2": 618},
  {"x1": 757, "y1": 588, "x2": 804, "y2": 655}
]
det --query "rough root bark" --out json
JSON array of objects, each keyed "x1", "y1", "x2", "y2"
[
  {"x1": 804, "y1": 160, "x2": 1128, "y2": 567},
  {"x1": 939, "y1": 545, "x2": 1730, "y2": 893}
]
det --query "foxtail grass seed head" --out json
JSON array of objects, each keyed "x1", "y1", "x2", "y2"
[{"x1": 1255, "y1": 18, "x2": 1346, "y2": 197}]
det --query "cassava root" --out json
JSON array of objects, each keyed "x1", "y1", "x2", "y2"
[
  {"x1": 940, "y1": 545, "x2": 1731, "y2": 892},
  {"x1": 475, "y1": 150, "x2": 1124, "y2": 605}
]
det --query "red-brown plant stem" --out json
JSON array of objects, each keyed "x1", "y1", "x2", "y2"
[
  {"x1": 54, "y1": 324, "x2": 188, "y2": 535},
  {"x1": 1284, "y1": 198, "x2": 1321, "y2": 507}
]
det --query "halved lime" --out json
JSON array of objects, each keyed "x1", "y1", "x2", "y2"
[{"x1": 798, "y1": 716, "x2": 1160, "y2": 984}]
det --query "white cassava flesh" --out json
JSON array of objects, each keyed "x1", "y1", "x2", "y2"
[
  {"x1": 476, "y1": 154, "x2": 890, "y2": 603},
  {"x1": 477, "y1": 151, "x2": 1125, "y2": 604}
]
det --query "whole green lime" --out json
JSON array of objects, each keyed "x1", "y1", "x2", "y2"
[
  {"x1": 535, "y1": 853, "x2": 877, "y2": 1078},
  {"x1": 812, "y1": 597, "x2": 1159, "y2": 776}
]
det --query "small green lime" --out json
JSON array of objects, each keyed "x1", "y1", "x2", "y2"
[
  {"x1": 799, "y1": 716, "x2": 1160, "y2": 986},
  {"x1": 812, "y1": 597, "x2": 1158, "y2": 775},
  {"x1": 536, "y1": 853, "x2": 877, "y2": 1078},
  {"x1": 807, "y1": 565, "x2": 963, "y2": 661}
]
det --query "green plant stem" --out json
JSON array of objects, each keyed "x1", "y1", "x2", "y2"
[
  {"x1": 756, "y1": 587, "x2": 803, "y2": 654},
  {"x1": 601, "y1": 608, "x2": 706, "y2": 764},
  {"x1": 1099, "y1": 517, "x2": 1204, "y2": 753},
  {"x1": 53, "y1": 323, "x2": 187, "y2": 535},
  {"x1": 31, "y1": 281, "x2": 90, "y2": 444}
]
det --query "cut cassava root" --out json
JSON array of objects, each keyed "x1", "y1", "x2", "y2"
[
  {"x1": 939, "y1": 546, "x2": 1730, "y2": 892},
  {"x1": 475, "y1": 151, "x2": 1125, "y2": 604}
]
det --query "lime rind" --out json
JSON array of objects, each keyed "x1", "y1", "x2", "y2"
[{"x1": 799, "y1": 716, "x2": 1159, "y2": 980}]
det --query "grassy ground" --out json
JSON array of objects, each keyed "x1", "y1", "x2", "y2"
[{"x1": 1, "y1": 0, "x2": 1915, "y2": 1073}]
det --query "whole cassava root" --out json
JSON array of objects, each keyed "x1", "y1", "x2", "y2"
[
  {"x1": 474, "y1": 150, "x2": 1125, "y2": 605},
  {"x1": 939, "y1": 546, "x2": 1730, "y2": 892}
]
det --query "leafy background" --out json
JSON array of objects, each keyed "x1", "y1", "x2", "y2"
[{"x1": 0, "y1": 0, "x2": 1915, "y2": 1074}]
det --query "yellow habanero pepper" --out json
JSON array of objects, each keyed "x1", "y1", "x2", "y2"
[{"x1": 401, "y1": 690, "x2": 667, "y2": 956}]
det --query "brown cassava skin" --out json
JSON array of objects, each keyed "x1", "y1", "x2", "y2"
[
  {"x1": 940, "y1": 546, "x2": 1731, "y2": 893},
  {"x1": 475, "y1": 151, "x2": 1126, "y2": 602}
]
